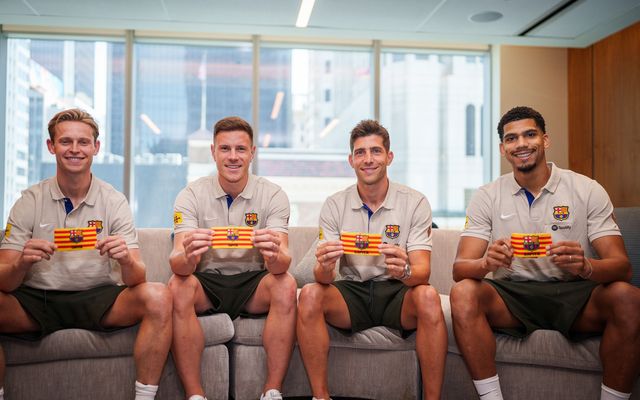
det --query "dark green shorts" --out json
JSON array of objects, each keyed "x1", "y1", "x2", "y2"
[
  {"x1": 332, "y1": 279, "x2": 411, "y2": 338},
  {"x1": 194, "y1": 269, "x2": 268, "y2": 320},
  {"x1": 485, "y1": 279, "x2": 599, "y2": 341},
  {"x1": 8, "y1": 284, "x2": 127, "y2": 341}
]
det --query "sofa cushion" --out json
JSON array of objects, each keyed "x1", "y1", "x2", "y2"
[
  {"x1": 441, "y1": 294, "x2": 602, "y2": 372},
  {"x1": 1, "y1": 313, "x2": 234, "y2": 366},
  {"x1": 233, "y1": 315, "x2": 416, "y2": 351}
]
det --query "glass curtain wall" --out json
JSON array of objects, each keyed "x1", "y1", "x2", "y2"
[{"x1": 2, "y1": 33, "x2": 491, "y2": 229}]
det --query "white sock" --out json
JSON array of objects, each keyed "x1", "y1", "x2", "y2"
[
  {"x1": 188, "y1": 396, "x2": 207, "y2": 400},
  {"x1": 135, "y1": 381, "x2": 159, "y2": 400},
  {"x1": 0, "y1": 387, "x2": 4, "y2": 400},
  {"x1": 473, "y1": 375, "x2": 504, "y2": 400},
  {"x1": 601, "y1": 383, "x2": 631, "y2": 400}
]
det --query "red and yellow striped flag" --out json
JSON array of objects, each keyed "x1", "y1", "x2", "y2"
[
  {"x1": 511, "y1": 233, "x2": 552, "y2": 258},
  {"x1": 54, "y1": 227, "x2": 98, "y2": 252},
  {"x1": 211, "y1": 226, "x2": 253, "y2": 249},
  {"x1": 341, "y1": 232, "x2": 382, "y2": 256}
]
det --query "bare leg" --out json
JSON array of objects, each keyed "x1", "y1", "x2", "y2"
[
  {"x1": 400, "y1": 285, "x2": 447, "y2": 400},
  {"x1": 102, "y1": 282, "x2": 173, "y2": 385},
  {"x1": 449, "y1": 279, "x2": 521, "y2": 379},
  {"x1": 296, "y1": 283, "x2": 351, "y2": 400},
  {"x1": 244, "y1": 272, "x2": 298, "y2": 393},
  {"x1": 167, "y1": 275, "x2": 213, "y2": 398},
  {"x1": 571, "y1": 282, "x2": 640, "y2": 392}
]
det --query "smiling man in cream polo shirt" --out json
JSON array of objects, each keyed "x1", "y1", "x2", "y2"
[
  {"x1": 169, "y1": 116, "x2": 296, "y2": 400},
  {"x1": 0, "y1": 108, "x2": 172, "y2": 400},
  {"x1": 450, "y1": 106, "x2": 640, "y2": 400},
  {"x1": 296, "y1": 119, "x2": 447, "y2": 400}
]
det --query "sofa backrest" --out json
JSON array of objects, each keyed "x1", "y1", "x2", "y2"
[{"x1": 615, "y1": 207, "x2": 640, "y2": 287}]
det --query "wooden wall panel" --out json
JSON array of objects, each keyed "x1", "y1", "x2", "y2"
[
  {"x1": 567, "y1": 47, "x2": 593, "y2": 177},
  {"x1": 593, "y1": 22, "x2": 640, "y2": 206}
]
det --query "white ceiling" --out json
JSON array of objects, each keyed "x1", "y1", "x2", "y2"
[{"x1": 1, "y1": 0, "x2": 639, "y2": 47}]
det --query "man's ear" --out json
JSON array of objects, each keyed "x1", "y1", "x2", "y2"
[
  {"x1": 387, "y1": 150, "x2": 394, "y2": 165},
  {"x1": 94, "y1": 140, "x2": 101, "y2": 155},
  {"x1": 211, "y1": 143, "x2": 216, "y2": 162},
  {"x1": 47, "y1": 139, "x2": 55, "y2": 155},
  {"x1": 348, "y1": 153, "x2": 354, "y2": 169}
]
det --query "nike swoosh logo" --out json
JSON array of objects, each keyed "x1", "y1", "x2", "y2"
[
  {"x1": 500, "y1": 213, "x2": 515, "y2": 219},
  {"x1": 39, "y1": 223, "x2": 53, "y2": 229},
  {"x1": 204, "y1": 216, "x2": 217, "y2": 220}
]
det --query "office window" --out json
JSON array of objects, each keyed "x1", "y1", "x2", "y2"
[
  {"x1": 133, "y1": 42, "x2": 253, "y2": 227},
  {"x1": 3, "y1": 37, "x2": 125, "y2": 224},
  {"x1": 380, "y1": 51, "x2": 490, "y2": 228},
  {"x1": 258, "y1": 46, "x2": 373, "y2": 225},
  {"x1": 466, "y1": 104, "x2": 476, "y2": 156}
]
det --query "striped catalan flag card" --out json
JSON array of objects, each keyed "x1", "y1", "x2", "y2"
[
  {"x1": 341, "y1": 232, "x2": 382, "y2": 256},
  {"x1": 511, "y1": 233, "x2": 552, "y2": 258},
  {"x1": 211, "y1": 226, "x2": 253, "y2": 249},
  {"x1": 54, "y1": 227, "x2": 98, "y2": 252}
]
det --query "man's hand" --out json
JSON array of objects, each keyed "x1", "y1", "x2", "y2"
[
  {"x1": 316, "y1": 240, "x2": 343, "y2": 273},
  {"x1": 379, "y1": 243, "x2": 408, "y2": 279},
  {"x1": 181, "y1": 228, "x2": 213, "y2": 267},
  {"x1": 19, "y1": 239, "x2": 56, "y2": 269},
  {"x1": 547, "y1": 241, "x2": 589, "y2": 277},
  {"x1": 96, "y1": 235, "x2": 134, "y2": 266},
  {"x1": 252, "y1": 229, "x2": 282, "y2": 264},
  {"x1": 482, "y1": 238, "x2": 513, "y2": 272}
]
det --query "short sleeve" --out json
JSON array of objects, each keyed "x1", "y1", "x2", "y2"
[
  {"x1": 265, "y1": 188, "x2": 290, "y2": 234},
  {"x1": 587, "y1": 181, "x2": 621, "y2": 242},
  {"x1": 461, "y1": 187, "x2": 493, "y2": 242},
  {"x1": 406, "y1": 195, "x2": 433, "y2": 252},
  {"x1": 318, "y1": 197, "x2": 341, "y2": 244},
  {"x1": 173, "y1": 186, "x2": 200, "y2": 234},
  {"x1": 108, "y1": 192, "x2": 139, "y2": 249},
  {"x1": 1, "y1": 189, "x2": 36, "y2": 252}
]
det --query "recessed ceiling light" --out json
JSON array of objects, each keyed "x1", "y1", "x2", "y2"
[
  {"x1": 469, "y1": 11, "x2": 503, "y2": 23},
  {"x1": 296, "y1": 0, "x2": 316, "y2": 28}
]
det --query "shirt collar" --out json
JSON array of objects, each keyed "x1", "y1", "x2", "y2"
[
  {"x1": 49, "y1": 175, "x2": 98, "y2": 206},
  {"x1": 213, "y1": 173, "x2": 256, "y2": 200},
  {"x1": 348, "y1": 179, "x2": 396, "y2": 211},
  {"x1": 507, "y1": 162, "x2": 558, "y2": 196}
]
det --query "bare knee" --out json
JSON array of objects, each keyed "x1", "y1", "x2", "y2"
[
  {"x1": 603, "y1": 282, "x2": 640, "y2": 329},
  {"x1": 168, "y1": 274, "x2": 200, "y2": 313},
  {"x1": 411, "y1": 285, "x2": 443, "y2": 324},
  {"x1": 138, "y1": 282, "x2": 173, "y2": 321},
  {"x1": 449, "y1": 279, "x2": 483, "y2": 321},
  {"x1": 298, "y1": 283, "x2": 325, "y2": 321},
  {"x1": 269, "y1": 272, "x2": 297, "y2": 311}
]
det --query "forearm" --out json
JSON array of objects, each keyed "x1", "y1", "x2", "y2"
[
  {"x1": 313, "y1": 263, "x2": 336, "y2": 285},
  {"x1": 452, "y1": 258, "x2": 490, "y2": 282},
  {"x1": 120, "y1": 258, "x2": 146, "y2": 286},
  {"x1": 400, "y1": 265, "x2": 429, "y2": 287},
  {"x1": 169, "y1": 250, "x2": 197, "y2": 276},
  {"x1": 0, "y1": 263, "x2": 29, "y2": 292},
  {"x1": 584, "y1": 256, "x2": 631, "y2": 283},
  {"x1": 264, "y1": 251, "x2": 291, "y2": 275}
]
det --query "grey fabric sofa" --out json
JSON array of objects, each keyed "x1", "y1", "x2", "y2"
[{"x1": 0, "y1": 209, "x2": 638, "y2": 399}]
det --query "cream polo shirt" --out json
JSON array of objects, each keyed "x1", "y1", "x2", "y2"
[
  {"x1": 1, "y1": 176, "x2": 138, "y2": 290},
  {"x1": 463, "y1": 163, "x2": 620, "y2": 281},
  {"x1": 173, "y1": 174, "x2": 290, "y2": 275},
  {"x1": 319, "y1": 180, "x2": 433, "y2": 282}
]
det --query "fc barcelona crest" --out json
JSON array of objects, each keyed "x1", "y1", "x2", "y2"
[
  {"x1": 69, "y1": 230, "x2": 84, "y2": 243},
  {"x1": 355, "y1": 234, "x2": 370, "y2": 250},
  {"x1": 523, "y1": 235, "x2": 540, "y2": 251},
  {"x1": 245, "y1": 212, "x2": 258, "y2": 227},
  {"x1": 385, "y1": 225, "x2": 400, "y2": 239},
  {"x1": 227, "y1": 228, "x2": 239, "y2": 241},
  {"x1": 553, "y1": 206, "x2": 569, "y2": 221},
  {"x1": 88, "y1": 220, "x2": 103, "y2": 234}
]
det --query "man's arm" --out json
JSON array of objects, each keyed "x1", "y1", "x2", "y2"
[
  {"x1": 453, "y1": 236, "x2": 513, "y2": 282},
  {"x1": 96, "y1": 236, "x2": 146, "y2": 287},
  {"x1": 380, "y1": 245, "x2": 431, "y2": 286},
  {"x1": 547, "y1": 236, "x2": 630, "y2": 283},
  {"x1": 0, "y1": 240, "x2": 56, "y2": 292},
  {"x1": 169, "y1": 229, "x2": 212, "y2": 276},
  {"x1": 253, "y1": 230, "x2": 291, "y2": 275}
]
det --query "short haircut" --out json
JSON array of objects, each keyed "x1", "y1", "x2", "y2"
[
  {"x1": 497, "y1": 106, "x2": 546, "y2": 142},
  {"x1": 349, "y1": 119, "x2": 390, "y2": 152},
  {"x1": 48, "y1": 108, "x2": 100, "y2": 142},
  {"x1": 213, "y1": 116, "x2": 253, "y2": 143}
]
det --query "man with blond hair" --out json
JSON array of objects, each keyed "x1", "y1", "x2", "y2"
[{"x1": 0, "y1": 108, "x2": 172, "y2": 400}]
